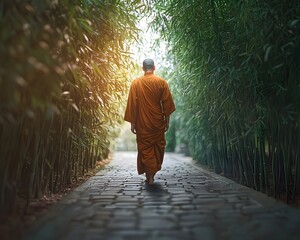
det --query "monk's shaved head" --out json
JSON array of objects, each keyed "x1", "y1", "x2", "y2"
[{"x1": 143, "y1": 58, "x2": 155, "y2": 71}]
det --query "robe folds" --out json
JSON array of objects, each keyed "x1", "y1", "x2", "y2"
[{"x1": 124, "y1": 72, "x2": 175, "y2": 175}]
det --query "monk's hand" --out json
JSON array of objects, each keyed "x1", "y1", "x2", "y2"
[
  {"x1": 164, "y1": 115, "x2": 170, "y2": 132},
  {"x1": 131, "y1": 123, "x2": 136, "y2": 134},
  {"x1": 165, "y1": 120, "x2": 170, "y2": 132}
]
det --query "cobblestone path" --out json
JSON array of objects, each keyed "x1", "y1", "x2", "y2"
[{"x1": 24, "y1": 152, "x2": 300, "y2": 240}]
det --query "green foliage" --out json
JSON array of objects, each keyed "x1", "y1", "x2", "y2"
[
  {"x1": 152, "y1": 0, "x2": 300, "y2": 201},
  {"x1": 0, "y1": 0, "x2": 141, "y2": 212},
  {"x1": 165, "y1": 122, "x2": 176, "y2": 152}
]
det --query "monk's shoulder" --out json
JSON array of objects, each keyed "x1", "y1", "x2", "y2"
[
  {"x1": 131, "y1": 77, "x2": 142, "y2": 86},
  {"x1": 154, "y1": 75, "x2": 168, "y2": 88},
  {"x1": 152, "y1": 75, "x2": 165, "y2": 83}
]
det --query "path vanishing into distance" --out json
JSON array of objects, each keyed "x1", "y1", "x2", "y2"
[{"x1": 24, "y1": 151, "x2": 300, "y2": 240}]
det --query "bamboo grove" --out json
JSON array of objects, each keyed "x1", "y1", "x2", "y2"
[
  {"x1": 0, "y1": 0, "x2": 142, "y2": 213},
  {"x1": 153, "y1": 0, "x2": 300, "y2": 202}
]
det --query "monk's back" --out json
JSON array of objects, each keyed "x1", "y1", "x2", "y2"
[
  {"x1": 133, "y1": 73, "x2": 166, "y2": 131},
  {"x1": 136, "y1": 73, "x2": 164, "y2": 108}
]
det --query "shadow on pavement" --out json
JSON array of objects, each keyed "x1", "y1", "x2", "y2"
[{"x1": 144, "y1": 182, "x2": 165, "y2": 193}]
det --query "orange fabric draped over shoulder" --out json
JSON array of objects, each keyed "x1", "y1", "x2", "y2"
[{"x1": 124, "y1": 72, "x2": 175, "y2": 175}]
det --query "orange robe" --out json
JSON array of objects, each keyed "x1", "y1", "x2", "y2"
[{"x1": 124, "y1": 72, "x2": 175, "y2": 175}]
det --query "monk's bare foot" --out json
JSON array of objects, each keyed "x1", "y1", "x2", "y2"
[
  {"x1": 147, "y1": 174, "x2": 154, "y2": 185},
  {"x1": 148, "y1": 177, "x2": 154, "y2": 185},
  {"x1": 145, "y1": 173, "x2": 155, "y2": 185}
]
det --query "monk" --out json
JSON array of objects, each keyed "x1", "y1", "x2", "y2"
[{"x1": 124, "y1": 58, "x2": 175, "y2": 185}]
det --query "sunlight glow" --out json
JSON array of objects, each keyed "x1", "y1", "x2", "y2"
[{"x1": 131, "y1": 17, "x2": 167, "y2": 71}]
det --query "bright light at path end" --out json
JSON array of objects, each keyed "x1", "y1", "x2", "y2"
[{"x1": 131, "y1": 17, "x2": 167, "y2": 71}]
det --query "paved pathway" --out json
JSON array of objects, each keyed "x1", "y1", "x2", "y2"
[{"x1": 24, "y1": 152, "x2": 300, "y2": 240}]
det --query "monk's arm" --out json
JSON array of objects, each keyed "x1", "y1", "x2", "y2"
[
  {"x1": 124, "y1": 83, "x2": 137, "y2": 132},
  {"x1": 164, "y1": 115, "x2": 170, "y2": 132},
  {"x1": 161, "y1": 81, "x2": 175, "y2": 117},
  {"x1": 131, "y1": 122, "x2": 136, "y2": 134}
]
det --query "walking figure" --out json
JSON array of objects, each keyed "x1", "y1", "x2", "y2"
[{"x1": 124, "y1": 58, "x2": 175, "y2": 184}]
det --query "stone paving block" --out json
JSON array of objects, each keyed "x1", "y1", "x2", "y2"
[
  {"x1": 101, "y1": 191, "x2": 121, "y2": 196},
  {"x1": 180, "y1": 213, "x2": 211, "y2": 222},
  {"x1": 114, "y1": 197, "x2": 139, "y2": 203},
  {"x1": 114, "y1": 203, "x2": 140, "y2": 208},
  {"x1": 103, "y1": 204, "x2": 118, "y2": 209},
  {"x1": 171, "y1": 196, "x2": 192, "y2": 201},
  {"x1": 153, "y1": 230, "x2": 195, "y2": 240},
  {"x1": 191, "y1": 191, "x2": 218, "y2": 196},
  {"x1": 138, "y1": 211, "x2": 161, "y2": 218},
  {"x1": 143, "y1": 196, "x2": 170, "y2": 202},
  {"x1": 113, "y1": 211, "x2": 138, "y2": 218},
  {"x1": 91, "y1": 201, "x2": 114, "y2": 207},
  {"x1": 88, "y1": 219, "x2": 106, "y2": 227},
  {"x1": 101, "y1": 230, "x2": 151, "y2": 240},
  {"x1": 106, "y1": 219, "x2": 137, "y2": 230},
  {"x1": 139, "y1": 218, "x2": 178, "y2": 230},
  {"x1": 121, "y1": 191, "x2": 141, "y2": 196},
  {"x1": 167, "y1": 190, "x2": 187, "y2": 195},
  {"x1": 241, "y1": 205, "x2": 267, "y2": 214},
  {"x1": 73, "y1": 210, "x2": 95, "y2": 221},
  {"x1": 180, "y1": 215, "x2": 214, "y2": 228},
  {"x1": 157, "y1": 205, "x2": 173, "y2": 211},
  {"x1": 193, "y1": 198, "x2": 226, "y2": 204},
  {"x1": 91, "y1": 210, "x2": 112, "y2": 218},
  {"x1": 215, "y1": 209, "x2": 241, "y2": 218},
  {"x1": 90, "y1": 195, "x2": 114, "y2": 200},
  {"x1": 143, "y1": 201, "x2": 167, "y2": 206},
  {"x1": 180, "y1": 205, "x2": 197, "y2": 210},
  {"x1": 154, "y1": 208, "x2": 173, "y2": 214}
]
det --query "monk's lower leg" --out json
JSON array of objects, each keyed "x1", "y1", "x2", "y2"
[{"x1": 145, "y1": 172, "x2": 155, "y2": 185}]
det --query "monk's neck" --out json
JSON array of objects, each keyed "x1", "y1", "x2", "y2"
[{"x1": 144, "y1": 71, "x2": 154, "y2": 75}]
